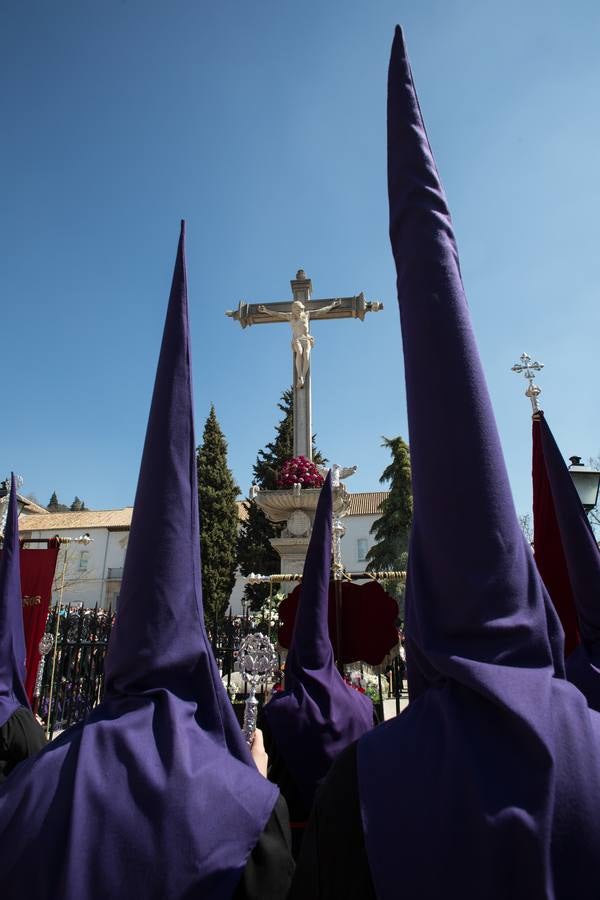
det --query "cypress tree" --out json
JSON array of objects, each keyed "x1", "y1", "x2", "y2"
[
  {"x1": 238, "y1": 387, "x2": 326, "y2": 610},
  {"x1": 47, "y1": 492, "x2": 69, "y2": 512},
  {"x1": 197, "y1": 405, "x2": 240, "y2": 626},
  {"x1": 366, "y1": 436, "x2": 412, "y2": 614}
]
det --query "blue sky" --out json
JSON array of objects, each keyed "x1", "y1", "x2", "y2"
[{"x1": 2, "y1": 1, "x2": 599, "y2": 519}]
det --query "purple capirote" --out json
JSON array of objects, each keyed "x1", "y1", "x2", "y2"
[
  {"x1": 539, "y1": 412, "x2": 600, "y2": 711},
  {"x1": 357, "y1": 27, "x2": 600, "y2": 900},
  {"x1": 0, "y1": 223, "x2": 278, "y2": 899},
  {"x1": 263, "y1": 470, "x2": 373, "y2": 801},
  {"x1": 0, "y1": 474, "x2": 30, "y2": 728}
]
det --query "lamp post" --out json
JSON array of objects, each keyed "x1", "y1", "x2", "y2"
[{"x1": 568, "y1": 457, "x2": 600, "y2": 513}]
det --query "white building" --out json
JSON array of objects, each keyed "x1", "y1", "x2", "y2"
[
  {"x1": 18, "y1": 492, "x2": 389, "y2": 612},
  {"x1": 19, "y1": 509, "x2": 132, "y2": 609}
]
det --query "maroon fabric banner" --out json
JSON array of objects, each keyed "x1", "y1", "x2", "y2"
[
  {"x1": 532, "y1": 418, "x2": 580, "y2": 657},
  {"x1": 8, "y1": 541, "x2": 60, "y2": 701},
  {"x1": 277, "y1": 580, "x2": 399, "y2": 665}
]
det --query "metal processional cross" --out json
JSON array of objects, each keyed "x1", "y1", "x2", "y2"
[
  {"x1": 511, "y1": 352, "x2": 544, "y2": 413},
  {"x1": 226, "y1": 270, "x2": 383, "y2": 460}
]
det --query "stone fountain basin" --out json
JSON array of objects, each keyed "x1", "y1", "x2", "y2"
[{"x1": 255, "y1": 485, "x2": 349, "y2": 523}]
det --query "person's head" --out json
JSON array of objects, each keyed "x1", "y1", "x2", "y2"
[{"x1": 291, "y1": 300, "x2": 304, "y2": 317}]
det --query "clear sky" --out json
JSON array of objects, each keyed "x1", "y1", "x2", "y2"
[{"x1": 2, "y1": 1, "x2": 599, "y2": 519}]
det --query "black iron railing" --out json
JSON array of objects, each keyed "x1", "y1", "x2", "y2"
[{"x1": 36, "y1": 605, "x2": 114, "y2": 739}]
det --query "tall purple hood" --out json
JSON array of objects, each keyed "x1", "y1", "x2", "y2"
[
  {"x1": 357, "y1": 27, "x2": 600, "y2": 900},
  {"x1": 0, "y1": 223, "x2": 278, "y2": 899},
  {"x1": 0, "y1": 475, "x2": 29, "y2": 728},
  {"x1": 264, "y1": 471, "x2": 372, "y2": 800}
]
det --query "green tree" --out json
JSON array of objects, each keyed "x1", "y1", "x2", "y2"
[
  {"x1": 366, "y1": 436, "x2": 412, "y2": 614},
  {"x1": 237, "y1": 387, "x2": 326, "y2": 610},
  {"x1": 47, "y1": 491, "x2": 69, "y2": 512},
  {"x1": 197, "y1": 405, "x2": 240, "y2": 626},
  {"x1": 70, "y1": 496, "x2": 84, "y2": 512}
]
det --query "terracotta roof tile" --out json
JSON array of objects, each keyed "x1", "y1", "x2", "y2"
[{"x1": 19, "y1": 508, "x2": 133, "y2": 533}]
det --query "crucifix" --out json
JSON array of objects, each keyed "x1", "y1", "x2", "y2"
[
  {"x1": 511, "y1": 352, "x2": 544, "y2": 413},
  {"x1": 226, "y1": 269, "x2": 383, "y2": 460}
]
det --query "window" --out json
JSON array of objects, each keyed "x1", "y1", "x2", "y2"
[
  {"x1": 357, "y1": 538, "x2": 368, "y2": 562},
  {"x1": 79, "y1": 550, "x2": 89, "y2": 571}
]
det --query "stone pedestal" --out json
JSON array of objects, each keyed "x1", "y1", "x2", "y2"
[{"x1": 255, "y1": 484, "x2": 350, "y2": 591}]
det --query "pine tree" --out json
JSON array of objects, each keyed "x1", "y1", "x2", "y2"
[
  {"x1": 70, "y1": 496, "x2": 83, "y2": 511},
  {"x1": 237, "y1": 387, "x2": 326, "y2": 609},
  {"x1": 47, "y1": 491, "x2": 59, "y2": 511},
  {"x1": 197, "y1": 405, "x2": 240, "y2": 627},
  {"x1": 366, "y1": 436, "x2": 412, "y2": 614}
]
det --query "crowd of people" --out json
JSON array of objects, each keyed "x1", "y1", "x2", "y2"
[{"x1": 1, "y1": 26, "x2": 600, "y2": 899}]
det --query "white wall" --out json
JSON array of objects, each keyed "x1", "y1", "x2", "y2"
[
  {"x1": 25, "y1": 513, "x2": 379, "y2": 614},
  {"x1": 23, "y1": 527, "x2": 129, "y2": 609}
]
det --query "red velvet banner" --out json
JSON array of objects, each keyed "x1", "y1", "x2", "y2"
[
  {"x1": 0, "y1": 540, "x2": 60, "y2": 701},
  {"x1": 532, "y1": 418, "x2": 580, "y2": 657},
  {"x1": 277, "y1": 580, "x2": 399, "y2": 665}
]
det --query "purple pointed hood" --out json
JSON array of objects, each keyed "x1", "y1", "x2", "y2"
[
  {"x1": 538, "y1": 413, "x2": 600, "y2": 709},
  {"x1": 0, "y1": 223, "x2": 278, "y2": 899},
  {"x1": 263, "y1": 471, "x2": 372, "y2": 800},
  {"x1": 357, "y1": 28, "x2": 600, "y2": 900},
  {"x1": 0, "y1": 475, "x2": 29, "y2": 728}
]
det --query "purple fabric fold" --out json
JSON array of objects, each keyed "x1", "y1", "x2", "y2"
[
  {"x1": 264, "y1": 471, "x2": 372, "y2": 800},
  {"x1": 538, "y1": 413, "x2": 600, "y2": 710},
  {"x1": 357, "y1": 27, "x2": 600, "y2": 900},
  {"x1": 0, "y1": 475, "x2": 30, "y2": 728},
  {"x1": 0, "y1": 223, "x2": 278, "y2": 899}
]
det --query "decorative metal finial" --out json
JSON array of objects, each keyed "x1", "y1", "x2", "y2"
[
  {"x1": 511, "y1": 352, "x2": 544, "y2": 413},
  {"x1": 236, "y1": 632, "x2": 278, "y2": 744}
]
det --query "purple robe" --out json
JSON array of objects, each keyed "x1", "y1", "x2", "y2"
[
  {"x1": 357, "y1": 27, "x2": 600, "y2": 900},
  {"x1": 0, "y1": 223, "x2": 278, "y2": 899}
]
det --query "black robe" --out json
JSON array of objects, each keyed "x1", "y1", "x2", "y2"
[
  {"x1": 234, "y1": 793, "x2": 295, "y2": 899},
  {"x1": 0, "y1": 707, "x2": 46, "y2": 785},
  {"x1": 288, "y1": 742, "x2": 376, "y2": 900}
]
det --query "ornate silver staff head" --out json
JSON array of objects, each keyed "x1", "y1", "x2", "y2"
[{"x1": 236, "y1": 632, "x2": 278, "y2": 745}]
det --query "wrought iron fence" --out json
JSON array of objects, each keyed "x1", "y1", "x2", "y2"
[
  {"x1": 36, "y1": 605, "x2": 115, "y2": 739},
  {"x1": 34, "y1": 606, "x2": 397, "y2": 739},
  {"x1": 35, "y1": 607, "x2": 258, "y2": 739}
]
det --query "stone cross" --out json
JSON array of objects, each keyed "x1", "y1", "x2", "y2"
[
  {"x1": 226, "y1": 270, "x2": 383, "y2": 459},
  {"x1": 511, "y1": 352, "x2": 544, "y2": 413}
]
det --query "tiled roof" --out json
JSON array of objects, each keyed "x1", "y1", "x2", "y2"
[
  {"x1": 18, "y1": 495, "x2": 50, "y2": 515},
  {"x1": 19, "y1": 492, "x2": 388, "y2": 535},
  {"x1": 19, "y1": 508, "x2": 133, "y2": 533},
  {"x1": 347, "y1": 491, "x2": 388, "y2": 516}
]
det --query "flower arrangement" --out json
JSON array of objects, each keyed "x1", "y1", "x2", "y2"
[{"x1": 277, "y1": 456, "x2": 324, "y2": 489}]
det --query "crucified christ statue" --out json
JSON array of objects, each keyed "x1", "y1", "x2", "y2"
[{"x1": 257, "y1": 298, "x2": 341, "y2": 388}]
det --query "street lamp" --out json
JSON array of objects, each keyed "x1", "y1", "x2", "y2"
[{"x1": 568, "y1": 456, "x2": 600, "y2": 513}]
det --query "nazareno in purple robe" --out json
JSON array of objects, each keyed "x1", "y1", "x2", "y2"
[
  {"x1": 262, "y1": 471, "x2": 373, "y2": 805},
  {"x1": 537, "y1": 412, "x2": 600, "y2": 711},
  {"x1": 0, "y1": 475, "x2": 30, "y2": 729},
  {"x1": 0, "y1": 223, "x2": 280, "y2": 899},
  {"x1": 356, "y1": 27, "x2": 600, "y2": 900}
]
